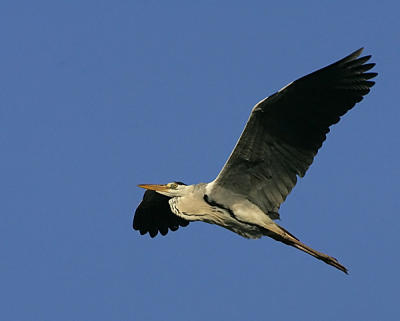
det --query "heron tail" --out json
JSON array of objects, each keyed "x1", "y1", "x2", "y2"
[{"x1": 263, "y1": 224, "x2": 348, "y2": 274}]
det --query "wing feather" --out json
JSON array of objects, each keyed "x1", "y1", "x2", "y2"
[
  {"x1": 133, "y1": 190, "x2": 189, "y2": 237},
  {"x1": 209, "y1": 48, "x2": 377, "y2": 216}
]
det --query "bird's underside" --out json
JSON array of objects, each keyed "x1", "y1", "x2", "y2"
[
  {"x1": 133, "y1": 48, "x2": 377, "y2": 274},
  {"x1": 135, "y1": 186, "x2": 348, "y2": 273}
]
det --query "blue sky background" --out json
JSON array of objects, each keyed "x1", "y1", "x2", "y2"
[{"x1": 1, "y1": 1, "x2": 399, "y2": 320}]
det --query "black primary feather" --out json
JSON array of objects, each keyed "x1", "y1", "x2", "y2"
[{"x1": 133, "y1": 189, "x2": 189, "y2": 238}]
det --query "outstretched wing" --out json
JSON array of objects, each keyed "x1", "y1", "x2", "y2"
[
  {"x1": 133, "y1": 190, "x2": 189, "y2": 237},
  {"x1": 210, "y1": 48, "x2": 377, "y2": 216}
]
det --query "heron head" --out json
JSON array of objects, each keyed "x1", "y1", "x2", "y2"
[{"x1": 138, "y1": 181, "x2": 187, "y2": 197}]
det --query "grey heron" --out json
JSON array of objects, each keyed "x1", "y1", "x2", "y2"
[{"x1": 133, "y1": 48, "x2": 377, "y2": 274}]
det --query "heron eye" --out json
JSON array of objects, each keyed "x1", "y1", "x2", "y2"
[{"x1": 169, "y1": 183, "x2": 178, "y2": 189}]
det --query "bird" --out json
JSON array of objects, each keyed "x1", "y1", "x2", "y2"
[{"x1": 133, "y1": 48, "x2": 377, "y2": 274}]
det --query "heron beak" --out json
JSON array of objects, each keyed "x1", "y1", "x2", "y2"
[{"x1": 137, "y1": 184, "x2": 169, "y2": 191}]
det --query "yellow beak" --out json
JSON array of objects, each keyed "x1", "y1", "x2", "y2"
[{"x1": 137, "y1": 184, "x2": 169, "y2": 191}]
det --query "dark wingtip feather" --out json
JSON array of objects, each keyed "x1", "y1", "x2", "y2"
[
  {"x1": 346, "y1": 47, "x2": 364, "y2": 59},
  {"x1": 336, "y1": 47, "x2": 364, "y2": 65},
  {"x1": 133, "y1": 189, "x2": 190, "y2": 238},
  {"x1": 348, "y1": 55, "x2": 371, "y2": 67}
]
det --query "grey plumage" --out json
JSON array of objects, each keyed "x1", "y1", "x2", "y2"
[
  {"x1": 210, "y1": 48, "x2": 376, "y2": 217},
  {"x1": 134, "y1": 48, "x2": 377, "y2": 274}
]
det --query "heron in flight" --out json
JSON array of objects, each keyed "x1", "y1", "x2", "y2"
[{"x1": 133, "y1": 48, "x2": 377, "y2": 273}]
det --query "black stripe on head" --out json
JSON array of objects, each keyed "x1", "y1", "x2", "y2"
[{"x1": 174, "y1": 181, "x2": 186, "y2": 185}]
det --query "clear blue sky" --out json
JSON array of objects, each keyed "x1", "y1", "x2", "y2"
[{"x1": 1, "y1": 1, "x2": 399, "y2": 320}]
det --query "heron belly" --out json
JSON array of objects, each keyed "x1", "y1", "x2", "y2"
[{"x1": 170, "y1": 194, "x2": 264, "y2": 239}]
